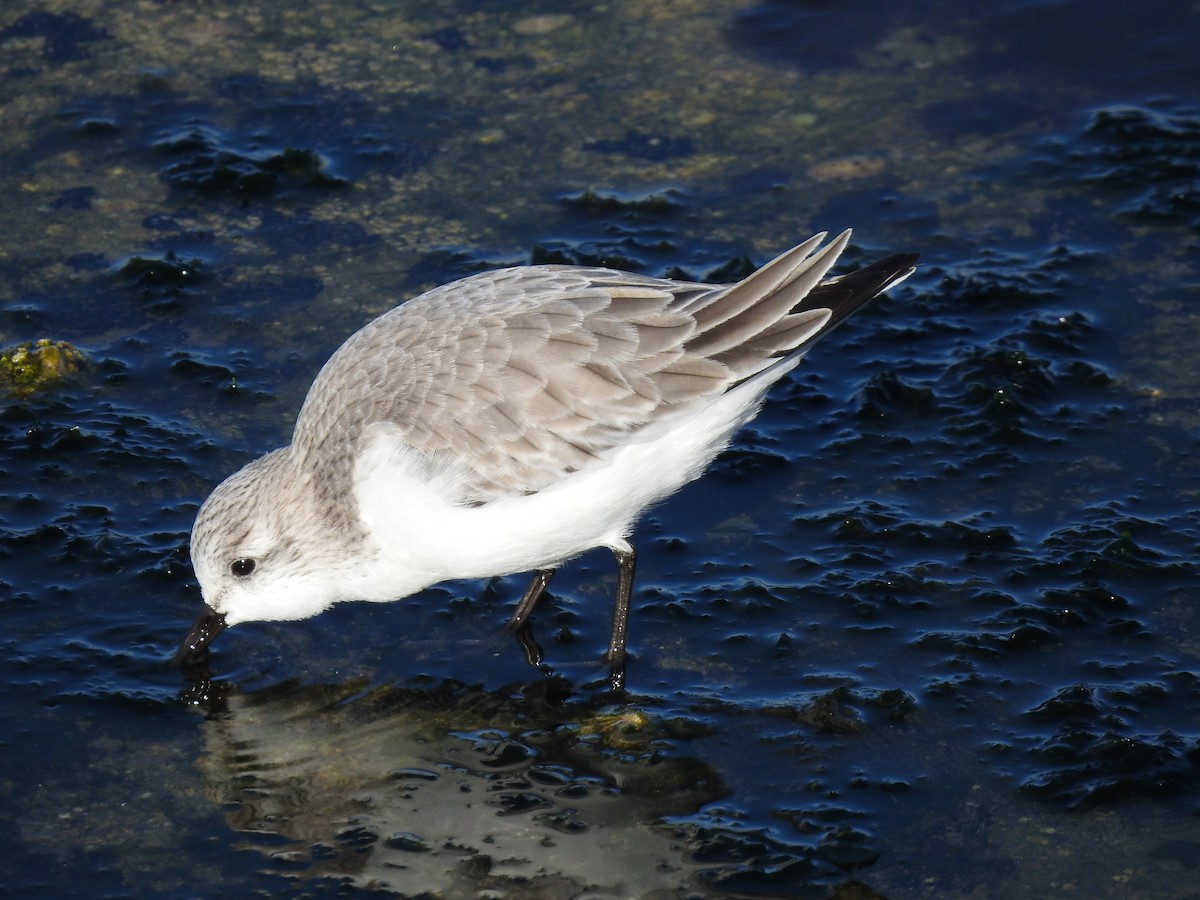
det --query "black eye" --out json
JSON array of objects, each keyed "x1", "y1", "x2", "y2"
[{"x1": 230, "y1": 557, "x2": 256, "y2": 578}]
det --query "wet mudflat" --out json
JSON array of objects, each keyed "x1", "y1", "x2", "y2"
[{"x1": 1, "y1": 0, "x2": 1198, "y2": 896}]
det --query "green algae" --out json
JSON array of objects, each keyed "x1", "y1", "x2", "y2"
[{"x1": 0, "y1": 338, "x2": 88, "y2": 394}]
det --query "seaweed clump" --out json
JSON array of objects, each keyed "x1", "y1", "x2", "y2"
[{"x1": 0, "y1": 339, "x2": 88, "y2": 395}]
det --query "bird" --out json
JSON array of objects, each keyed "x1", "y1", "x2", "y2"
[{"x1": 174, "y1": 230, "x2": 917, "y2": 689}]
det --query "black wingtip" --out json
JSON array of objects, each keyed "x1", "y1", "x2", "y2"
[{"x1": 810, "y1": 251, "x2": 920, "y2": 332}]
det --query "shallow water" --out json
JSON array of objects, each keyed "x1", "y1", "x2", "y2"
[{"x1": 2, "y1": 0, "x2": 1199, "y2": 897}]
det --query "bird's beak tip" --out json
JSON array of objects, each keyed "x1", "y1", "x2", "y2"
[{"x1": 171, "y1": 607, "x2": 228, "y2": 668}]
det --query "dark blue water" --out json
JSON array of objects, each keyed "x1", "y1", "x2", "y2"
[{"x1": 2, "y1": 1, "x2": 1199, "y2": 896}]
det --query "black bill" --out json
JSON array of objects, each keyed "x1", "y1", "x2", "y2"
[{"x1": 171, "y1": 606, "x2": 228, "y2": 667}]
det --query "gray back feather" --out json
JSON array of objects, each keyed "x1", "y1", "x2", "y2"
[{"x1": 290, "y1": 232, "x2": 915, "y2": 508}]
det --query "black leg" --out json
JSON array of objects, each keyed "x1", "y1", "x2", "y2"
[
  {"x1": 507, "y1": 568, "x2": 556, "y2": 631},
  {"x1": 507, "y1": 568, "x2": 556, "y2": 674},
  {"x1": 606, "y1": 545, "x2": 637, "y2": 692},
  {"x1": 513, "y1": 622, "x2": 546, "y2": 668}
]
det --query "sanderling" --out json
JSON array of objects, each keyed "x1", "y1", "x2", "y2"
[{"x1": 176, "y1": 230, "x2": 917, "y2": 689}]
